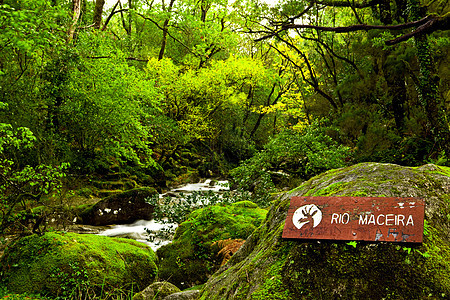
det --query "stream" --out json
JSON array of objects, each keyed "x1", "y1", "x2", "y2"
[{"x1": 98, "y1": 179, "x2": 229, "y2": 250}]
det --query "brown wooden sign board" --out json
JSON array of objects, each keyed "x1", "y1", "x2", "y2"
[{"x1": 282, "y1": 196, "x2": 425, "y2": 243}]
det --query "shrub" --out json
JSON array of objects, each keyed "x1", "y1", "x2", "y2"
[
  {"x1": 156, "y1": 202, "x2": 267, "y2": 289},
  {"x1": 231, "y1": 121, "x2": 350, "y2": 200}
]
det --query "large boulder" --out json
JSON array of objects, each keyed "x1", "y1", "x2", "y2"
[
  {"x1": 157, "y1": 201, "x2": 267, "y2": 289},
  {"x1": 200, "y1": 163, "x2": 450, "y2": 299},
  {"x1": 163, "y1": 290, "x2": 200, "y2": 300},
  {"x1": 1, "y1": 232, "x2": 158, "y2": 298},
  {"x1": 79, "y1": 187, "x2": 156, "y2": 225},
  {"x1": 133, "y1": 281, "x2": 181, "y2": 300}
]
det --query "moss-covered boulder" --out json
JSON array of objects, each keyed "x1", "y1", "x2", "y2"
[
  {"x1": 200, "y1": 163, "x2": 450, "y2": 299},
  {"x1": 157, "y1": 201, "x2": 267, "y2": 289},
  {"x1": 132, "y1": 281, "x2": 181, "y2": 300},
  {"x1": 78, "y1": 187, "x2": 157, "y2": 226},
  {"x1": 1, "y1": 232, "x2": 158, "y2": 298}
]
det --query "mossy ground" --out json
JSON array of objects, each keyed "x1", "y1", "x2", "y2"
[
  {"x1": 200, "y1": 163, "x2": 450, "y2": 299},
  {"x1": 156, "y1": 201, "x2": 267, "y2": 289},
  {"x1": 1, "y1": 232, "x2": 157, "y2": 298}
]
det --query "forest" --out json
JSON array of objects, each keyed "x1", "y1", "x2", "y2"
[
  {"x1": 1, "y1": 0, "x2": 449, "y2": 231},
  {"x1": 1, "y1": 0, "x2": 449, "y2": 229},
  {"x1": 0, "y1": 0, "x2": 449, "y2": 297}
]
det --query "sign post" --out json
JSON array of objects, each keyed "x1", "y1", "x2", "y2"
[{"x1": 282, "y1": 196, "x2": 425, "y2": 243}]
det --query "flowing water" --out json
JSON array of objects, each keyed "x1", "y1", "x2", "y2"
[{"x1": 98, "y1": 179, "x2": 229, "y2": 250}]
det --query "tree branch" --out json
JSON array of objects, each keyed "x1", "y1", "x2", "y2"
[
  {"x1": 313, "y1": 0, "x2": 381, "y2": 8},
  {"x1": 385, "y1": 14, "x2": 450, "y2": 45},
  {"x1": 85, "y1": 56, "x2": 149, "y2": 61},
  {"x1": 102, "y1": 1, "x2": 125, "y2": 31},
  {"x1": 136, "y1": 12, "x2": 197, "y2": 57},
  {"x1": 269, "y1": 39, "x2": 338, "y2": 109},
  {"x1": 282, "y1": 15, "x2": 432, "y2": 33},
  {"x1": 301, "y1": 34, "x2": 364, "y2": 78},
  {"x1": 256, "y1": 14, "x2": 449, "y2": 46}
]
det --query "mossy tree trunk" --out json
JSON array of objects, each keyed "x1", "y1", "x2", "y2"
[
  {"x1": 409, "y1": 0, "x2": 450, "y2": 157},
  {"x1": 68, "y1": 0, "x2": 82, "y2": 42},
  {"x1": 93, "y1": 0, "x2": 105, "y2": 29},
  {"x1": 379, "y1": 2, "x2": 408, "y2": 133},
  {"x1": 158, "y1": 0, "x2": 176, "y2": 60}
]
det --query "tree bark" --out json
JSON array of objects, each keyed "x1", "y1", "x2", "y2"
[
  {"x1": 314, "y1": 0, "x2": 380, "y2": 8},
  {"x1": 385, "y1": 71, "x2": 407, "y2": 132},
  {"x1": 408, "y1": 0, "x2": 450, "y2": 156},
  {"x1": 93, "y1": 0, "x2": 105, "y2": 29},
  {"x1": 158, "y1": 0, "x2": 176, "y2": 60},
  {"x1": 127, "y1": 0, "x2": 132, "y2": 35},
  {"x1": 256, "y1": 15, "x2": 449, "y2": 45},
  {"x1": 67, "y1": 0, "x2": 82, "y2": 42},
  {"x1": 102, "y1": 1, "x2": 122, "y2": 31}
]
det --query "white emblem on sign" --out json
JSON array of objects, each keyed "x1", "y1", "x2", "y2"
[{"x1": 292, "y1": 204, "x2": 323, "y2": 229}]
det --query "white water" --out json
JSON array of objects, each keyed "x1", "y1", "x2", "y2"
[
  {"x1": 99, "y1": 219, "x2": 178, "y2": 250},
  {"x1": 168, "y1": 179, "x2": 229, "y2": 194},
  {"x1": 98, "y1": 179, "x2": 229, "y2": 251}
]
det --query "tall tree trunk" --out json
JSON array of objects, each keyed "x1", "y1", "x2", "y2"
[
  {"x1": 128, "y1": 0, "x2": 132, "y2": 35},
  {"x1": 409, "y1": 0, "x2": 450, "y2": 156},
  {"x1": 67, "y1": 0, "x2": 82, "y2": 42},
  {"x1": 389, "y1": 75, "x2": 407, "y2": 132},
  {"x1": 118, "y1": 1, "x2": 130, "y2": 35},
  {"x1": 93, "y1": 0, "x2": 105, "y2": 29},
  {"x1": 158, "y1": 0, "x2": 176, "y2": 60},
  {"x1": 378, "y1": 1, "x2": 407, "y2": 132}
]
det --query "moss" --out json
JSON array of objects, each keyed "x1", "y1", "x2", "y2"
[
  {"x1": 1, "y1": 232, "x2": 157, "y2": 298},
  {"x1": 0, "y1": 293, "x2": 50, "y2": 300},
  {"x1": 438, "y1": 166, "x2": 450, "y2": 176},
  {"x1": 232, "y1": 201, "x2": 258, "y2": 208},
  {"x1": 132, "y1": 281, "x2": 180, "y2": 300},
  {"x1": 306, "y1": 182, "x2": 350, "y2": 196},
  {"x1": 157, "y1": 202, "x2": 267, "y2": 289},
  {"x1": 73, "y1": 203, "x2": 94, "y2": 216},
  {"x1": 279, "y1": 240, "x2": 446, "y2": 298},
  {"x1": 200, "y1": 163, "x2": 450, "y2": 299}
]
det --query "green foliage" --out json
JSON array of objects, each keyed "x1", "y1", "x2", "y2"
[
  {"x1": 143, "y1": 55, "x2": 281, "y2": 173},
  {"x1": 156, "y1": 202, "x2": 267, "y2": 289},
  {"x1": 0, "y1": 102, "x2": 67, "y2": 233},
  {"x1": 0, "y1": 1, "x2": 66, "y2": 54},
  {"x1": 55, "y1": 42, "x2": 160, "y2": 172},
  {"x1": 146, "y1": 189, "x2": 255, "y2": 241},
  {"x1": 0, "y1": 288, "x2": 50, "y2": 300},
  {"x1": 231, "y1": 121, "x2": 350, "y2": 200},
  {"x1": 50, "y1": 262, "x2": 90, "y2": 300}
]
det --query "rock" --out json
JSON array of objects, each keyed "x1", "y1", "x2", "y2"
[
  {"x1": 166, "y1": 192, "x2": 178, "y2": 197},
  {"x1": 1, "y1": 232, "x2": 157, "y2": 298},
  {"x1": 133, "y1": 281, "x2": 181, "y2": 300},
  {"x1": 91, "y1": 178, "x2": 136, "y2": 190},
  {"x1": 163, "y1": 290, "x2": 200, "y2": 300},
  {"x1": 156, "y1": 201, "x2": 267, "y2": 289},
  {"x1": 268, "y1": 170, "x2": 290, "y2": 186},
  {"x1": 79, "y1": 187, "x2": 157, "y2": 226},
  {"x1": 200, "y1": 163, "x2": 450, "y2": 299}
]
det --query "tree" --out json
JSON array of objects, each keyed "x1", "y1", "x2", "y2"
[
  {"x1": 57, "y1": 35, "x2": 160, "y2": 172},
  {"x1": 248, "y1": 0, "x2": 449, "y2": 161},
  {"x1": 0, "y1": 103, "x2": 67, "y2": 234},
  {"x1": 93, "y1": 0, "x2": 106, "y2": 29}
]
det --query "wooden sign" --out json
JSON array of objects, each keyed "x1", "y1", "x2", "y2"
[{"x1": 282, "y1": 196, "x2": 425, "y2": 243}]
